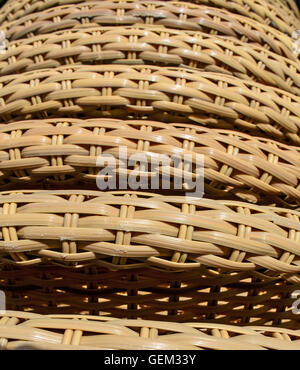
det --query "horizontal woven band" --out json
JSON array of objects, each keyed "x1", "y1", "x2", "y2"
[
  {"x1": 1, "y1": 310, "x2": 300, "y2": 349},
  {"x1": 1, "y1": 26, "x2": 299, "y2": 96},
  {"x1": 0, "y1": 190, "x2": 299, "y2": 275},
  {"x1": 1, "y1": 264, "x2": 299, "y2": 325},
  {"x1": 0, "y1": 65, "x2": 299, "y2": 144},
  {"x1": 1, "y1": 0, "x2": 299, "y2": 33},
  {"x1": 0, "y1": 118, "x2": 298, "y2": 205},
  {"x1": 0, "y1": 1, "x2": 295, "y2": 60}
]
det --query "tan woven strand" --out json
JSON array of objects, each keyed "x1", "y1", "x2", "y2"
[
  {"x1": 0, "y1": 65, "x2": 300, "y2": 143},
  {"x1": 0, "y1": 118, "x2": 299, "y2": 206},
  {"x1": 0, "y1": 190, "x2": 299, "y2": 276},
  {"x1": 1, "y1": 0, "x2": 299, "y2": 33},
  {"x1": 0, "y1": 1, "x2": 295, "y2": 60},
  {"x1": 0, "y1": 311, "x2": 300, "y2": 349},
  {"x1": 1, "y1": 26, "x2": 300, "y2": 95},
  {"x1": 268, "y1": 0, "x2": 300, "y2": 18}
]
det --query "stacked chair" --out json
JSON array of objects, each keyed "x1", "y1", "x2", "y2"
[{"x1": 0, "y1": 0, "x2": 300, "y2": 350}]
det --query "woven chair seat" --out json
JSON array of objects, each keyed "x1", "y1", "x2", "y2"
[
  {"x1": 0, "y1": 1, "x2": 295, "y2": 60},
  {"x1": 0, "y1": 65, "x2": 299, "y2": 144},
  {"x1": 0, "y1": 190, "x2": 299, "y2": 276},
  {"x1": 1, "y1": 26, "x2": 300, "y2": 95},
  {"x1": 1, "y1": 263, "x2": 299, "y2": 326},
  {"x1": 0, "y1": 0, "x2": 299, "y2": 34},
  {"x1": 0, "y1": 119, "x2": 299, "y2": 205},
  {"x1": 1, "y1": 311, "x2": 300, "y2": 349}
]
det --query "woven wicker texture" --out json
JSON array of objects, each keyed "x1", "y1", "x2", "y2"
[
  {"x1": 271, "y1": 0, "x2": 300, "y2": 18},
  {"x1": 0, "y1": 1, "x2": 295, "y2": 60},
  {"x1": 0, "y1": 118, "x2": 299, "y2": 206},
  {"x1": 185, "y1": 0, "x2": 300, "y2": 28},
  {"x1": 1, "y1": 26, "x2": 300, "y2": 95},
  {"x1": 281, "y1": 0, "x2": 300, "y2": 18},
  {"x1": 1, "y1": 311, "x2": 300, "y2": 349},
  {"x1": 0, "y1": 190, "x2": 299, "y2": 277},
  {"x1": 1, "y1": 0, "x2": 299, "y2": 34},
  {"x1": 3, "y1": 0, "x2": 296, "y2": 17},
  {"x1": 1, "y1": 264, "x2": 299, "y2": 326},
  {"x1": 0, "y1": 0, "x2": 299, "y2": 350},
  {"x1": 0, "y1": 65, "x2": 299, "y2": 144}
]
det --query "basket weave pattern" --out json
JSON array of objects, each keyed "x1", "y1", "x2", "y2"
[
  {"x1": 2, "y1": 310, "x2": 300, "y2": 349},
  {"x1": 1, "y1": 264, "x2": 299, "y2": 327},
  {"x1": 1, "y1": 26, "x2": 300, "y2": 94},
  {"x1": 0, "y1": 119, "x2": 299, "y2": 205},
  {"x1": 1, "y1": 0, "x2": 299, "y2": 33},
  {"x1": 0, "y1": 1, "x2": 296, "y2": 59},
  {"x1": 0, "y1": 65, "x2": 299, "y2": 144},
  {"x1": 0, "y1": 190, "x2": 299, "y2": 276},
  {"x1": 0, "y1": 0, "x2": 300, "y2": 349}
]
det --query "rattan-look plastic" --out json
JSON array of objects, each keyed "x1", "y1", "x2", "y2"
[
  {"x1": 0, "y1": 190, "x2": 299, "y2": 277},
  {"x1": 1, "y1": 0, "x2": 299, "y2": 34},
  {"x1": 0, "y1": 65, "x2": 299, "y2": 144},
  {"x1": 0, "y1": 118, "x2": 299, "y2": 206},
  {"x1": 0, "y1": 2, "x2": 295, "y2": 60},
  {"x1": 1, "y1": 263, "x2": 299, "y2": 326},
  {"x1": 1, "y1": 311, "x2": 300, "y2": 349},
  {"x1": 1, "y1": 26, "x2": 300, "y2": 95}
]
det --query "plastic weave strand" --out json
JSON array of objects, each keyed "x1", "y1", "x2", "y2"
[
  {"x1": 0, "y1": 1, "x2": 295, "y2": 60},
  {"x1": 1, "y1": 311, "x2": 300, "y2": 350},
  {"x1": 0, "y1": 65, "x2": 299, "y2": 144},
  {"x1": 1, "y1": 0, "x2": 299, "y2": 34},
  {"x1": 0, "y1": 118, "x2": 299, "y2": 206},
  {"x1": 1, "y1": 264, "x2": 299, "y2": 326},
  {"x1": 0, "y1": 190, "x2": 300, "y2": 277},
  {"x1": 1, "y1": 25, "x2": 300, "y2": 96}
]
